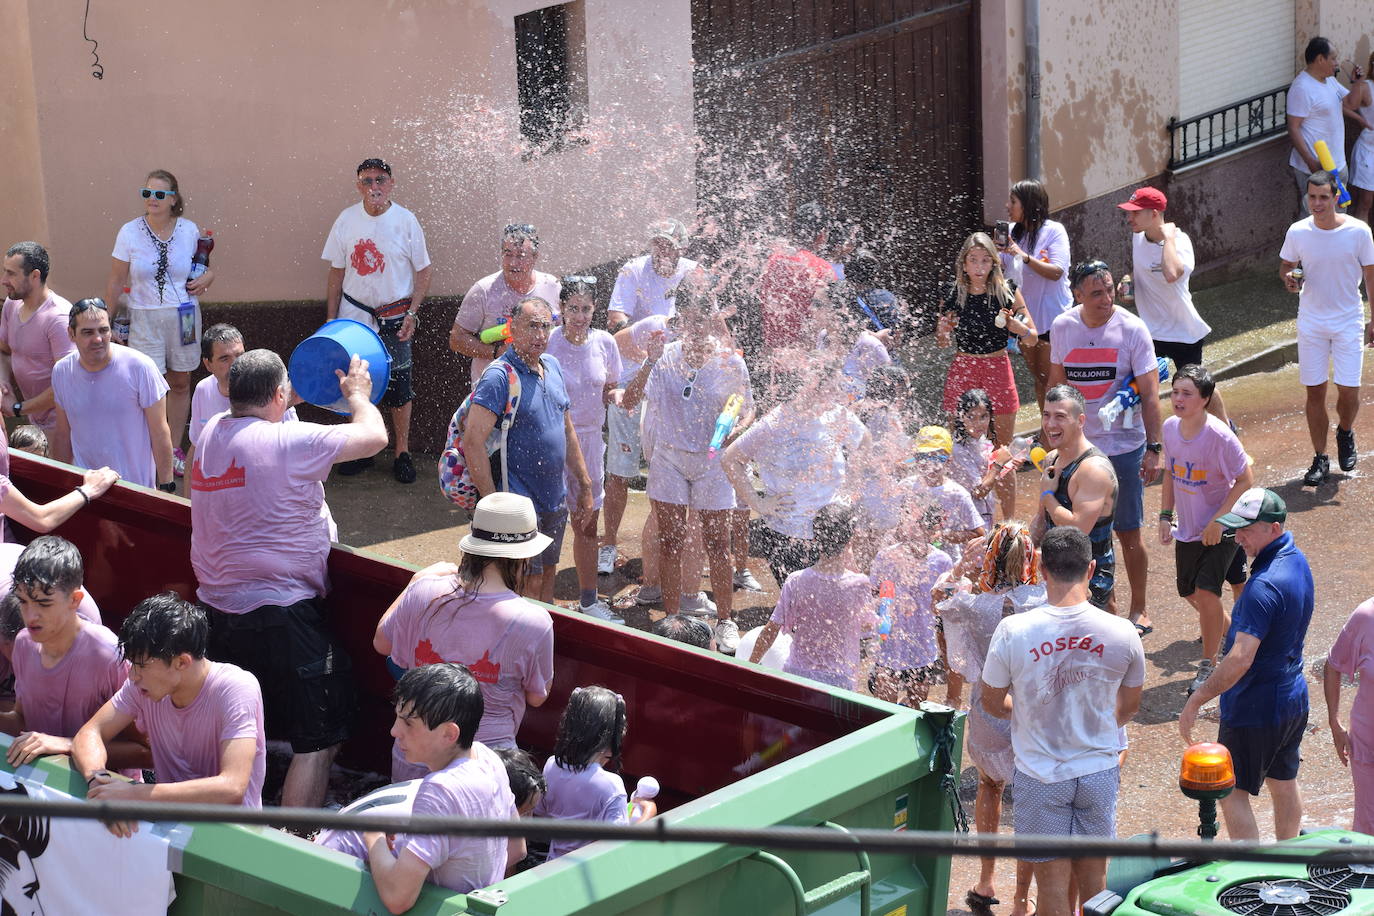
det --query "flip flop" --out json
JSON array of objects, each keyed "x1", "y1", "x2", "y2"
[
  {"x1": 1133, "y1": 622, "x2": 1153, "y2": 636},
  {"x1": 965, "y1": 890, "x2": 1000, "y2": 916}
]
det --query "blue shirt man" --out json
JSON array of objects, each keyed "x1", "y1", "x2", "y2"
[
  {"x1": 1179, "y1": 487, "x2": 1313, "y2": 841},
  {"x1": 462, "y1": 296, "x2": 592, "y2": 602}
]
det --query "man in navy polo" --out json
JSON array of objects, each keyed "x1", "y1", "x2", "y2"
[
  {"x1": 462, "y1": 295, "x2": 593, "y2": 603},
  {"x1": 1179, "y1": 488, "x2": 1314, "y2": 841}
]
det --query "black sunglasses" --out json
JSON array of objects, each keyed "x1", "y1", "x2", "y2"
[{"x1": 1069, "y1": 259, "x2": 1111, "y2": 287}]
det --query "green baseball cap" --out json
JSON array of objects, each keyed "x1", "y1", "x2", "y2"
[{"x1": 1216, "y1": 487, "x2": 1287, "y2": 529}]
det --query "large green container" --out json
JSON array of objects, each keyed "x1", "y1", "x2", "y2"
[{"x1": 7, "y1": 452, "x2": 964, "y2": 915}]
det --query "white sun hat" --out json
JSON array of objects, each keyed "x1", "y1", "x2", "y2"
[{"x1": 459, "y1": 492, "x2": 553, "y2": 560}]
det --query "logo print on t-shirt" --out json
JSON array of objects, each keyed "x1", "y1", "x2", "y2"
[
  {"x1": 190, "y1": 458, "x2": 246, "y2": 492},
  {"x1": 350, "y1": 239, "x2": 386, "y2": 277},
  {"x1": 414, "y1": 639, "x2": 444, "y2": 666},
  {"x1": 409, "y1": 642, "x2": 502, "y2": 685},
  {"x1": 1062, "y1": 347, "x2": 1121, "y2": 400},
  {"x1": 1171, "y1": 460, "x2": 1209, "y2": 488}
]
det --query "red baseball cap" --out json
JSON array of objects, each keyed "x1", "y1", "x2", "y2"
[{"x1": 1118, "y1": 187, "x2": 1167, "y2": 211}]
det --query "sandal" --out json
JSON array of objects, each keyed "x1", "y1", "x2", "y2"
[{"x1": 966, "y1": 890, "x2": 1000, "y2": 916}]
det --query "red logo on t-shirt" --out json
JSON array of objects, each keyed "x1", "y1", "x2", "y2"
[
  {"x1": 1062, "y1": 347, "x2": 1121, "y2": 400},
  {"x1": 414, "y1": 639, "x2": 444, "y2": 666},
  {"x1": 408, "y1": 642, "x2": 502, "y2": 685},
  {"x1": 190, "y1": 458, "x2": 246, "y2": 492},
  {"x1": 350, "y1": 239, "x2": 386, "y2": 277}
]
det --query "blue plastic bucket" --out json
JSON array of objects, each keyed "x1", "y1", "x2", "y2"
[{"x1": 288, "y1": 319, "x2": 391, "y2": 414}]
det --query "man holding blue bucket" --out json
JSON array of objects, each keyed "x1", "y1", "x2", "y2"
[{"x1": 322, "y1": 157, "x2": 431, "y2": 484}]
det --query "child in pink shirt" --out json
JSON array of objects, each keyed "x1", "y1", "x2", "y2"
[
  {"x1": 748, "y1": 502, "x2": 876, "y2": 690},
  {"x1": 74, "y1": 594, "x2": 266, "y2": 830}
]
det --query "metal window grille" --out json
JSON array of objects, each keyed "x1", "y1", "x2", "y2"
[{"x1": 1167, "y1": 86, "x2": 1288, "y2": 169}]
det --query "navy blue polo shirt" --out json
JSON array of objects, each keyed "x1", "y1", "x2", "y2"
[
  {"x1": 471, "y1": 349, "x2": 570, "y2": 514},
  {"x1": 1219, "y1": 532, "x2": 1314, "y2": 728}
]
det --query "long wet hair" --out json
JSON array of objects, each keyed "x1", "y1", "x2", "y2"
[
  {"x1": 952, "y1": 389, "x2": 994, "y2": 443},
  {"x1": 1009, "y1": 179, "x2": 1049, "y2": 251},
  {"x1": 423, "y1": 552, "x2": 527, "y2": 626},
  {"x1": 552, "y1": 686, "x2": 627, "y2": 772},
  {"x1": 976, "y1": 522, "x2": 1040, "y2": 593},
  {"x1": 954, "y1": 233, "x2": 1013, "y2": 309}
]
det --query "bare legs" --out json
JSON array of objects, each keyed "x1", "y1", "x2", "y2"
[
  {"x1": 1117, "y1": 528, "x2": 1149, "y2": 626},
  {"x1": 1185, "y1": 587, "x2": 1229, "y2": 664},
  {"x1": 390, "y1": 402, "x2": 412, "y2": 454},
  {"x1": 1305, "y1": 382, "x2": 1361, "y2": 455},
  {"x1": 993, "y1": 410, "x2": 1017, "y2": 518},
  {"x1": 653, "y1": 501, "x2": 731, "y2": 618},
  {"x1": 282, "y1": 744, "x2": 339, "y2": 809},
  {"x1": 1220, "y1": 778, "x2": 1303, "y2": 841},
  {"x1": 571, "y1": 508, "x2": 601, "y2": 602},
  {"x1": 165, "y1": 369, "x2": 191, "y2": 450},
  {"x1": 602, "y1": 474, "x2": 630, "y2": 562}
]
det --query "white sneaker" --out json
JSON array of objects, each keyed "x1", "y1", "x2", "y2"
[
  {"x1": 1187, "y1": 659, "x2": 1215, "y2": 697},
  {"x1": 580, "y1": 600, "x2": 626, "y2": 625},
  {"x1": 597, "y1": 544, "x2": 617, "y2": 575},
  {"x1": 713, "y1": 618, "x2": 740, "y2": 654},
  {"x1": 680, "y1": 591, "x2": 716, "y2": 617},
  {"x1": 733, "y1": 568, "x2": 763, "y2": 592}
]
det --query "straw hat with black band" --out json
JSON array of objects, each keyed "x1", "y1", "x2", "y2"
[{"x1": 459, "y1": 492, "x2": 553, "y2": 560}]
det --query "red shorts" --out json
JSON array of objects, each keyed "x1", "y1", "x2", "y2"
[{"x1": 943, "y1": 351, "x2": 1020, "y2": 415}]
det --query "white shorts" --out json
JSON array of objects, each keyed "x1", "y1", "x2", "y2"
[
  {"x1": 646, "y1": 442, "x2": 736, "y2": 511},
  {"x1": 130, "y1": 305, "x2": 201, "y2": 374},
  {"x1": 566, "y1": 425, "x2": 606, "y2": 511},
  {"x1": 1297, "y1": 322, "x2": 1365, "y2": 387},
  {"x1": 606, "y1": 402, "x2": 643, "y2": 478}
]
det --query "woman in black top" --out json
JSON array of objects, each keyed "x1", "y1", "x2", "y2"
[{"x1": 936, "y1": 232, "x2": 1036, "y2": 513}]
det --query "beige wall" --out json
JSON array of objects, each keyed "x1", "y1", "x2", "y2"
[
  {"x1": 1299, "y1": 0, "x2": 1372, "y2": 73},
  {"x1": 10, "y1": 0, "x2": 693, "y2": 303},
  {"x1": 0, "y1": 0, "x2": 51, "y2": 252}
]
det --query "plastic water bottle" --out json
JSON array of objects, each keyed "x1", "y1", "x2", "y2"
[
  {"x1": 188, "y1": 230, "x2": 214, "y2": 281},
  {"x1": 113, "y1": 287, "x2": 131, "y2": 344},
  {"x1": 877, "y1": 581, "x2": 896, "y2": 641}
]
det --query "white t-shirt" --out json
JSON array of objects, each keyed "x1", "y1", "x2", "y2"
[
  {"x1": 982, "y1": 600, "x2": 1145, "y2": 783},
  {"x1": 733, "y1": 405, "x2": 866, "y2": 539},
  {"x1": 608, "y1": 254, "x2": 699, "y2": 322},
  {"x1": 1131, "y1": 230, "x2": 1210, "y2": 344},
  {"x1": 112, "y1": 217, "x2": 201, "y2": 310},
  {"x1": 897, "y1": 477, "x2": 983, "y2": 563},
  {"x1": 1001, "y1": 219, "x2": 1073, "y2": 332},
  {"x1": 1287, "y1": 70, "x2": 1351, "y2": 172},
  {"x1": 1279, "y1": 215, "x2": 1374, "y2": 334},
  {"x1": 642, "y1": 340, "x2": 752, "y2": 454},
  {"x1": 51, "y1": 348, "x2": 169, "y2": 487},
  {"x1": 617, "y1": 315, "x2": 671, "y2": 385},
  {"x1": 320, "y1": 202, "x2": 431, "y2": 330},
  {"x1": 546, "y1": 328, "x2": 623, "y2": 431}
]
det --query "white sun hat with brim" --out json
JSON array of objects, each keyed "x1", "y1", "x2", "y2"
[{"x1": 459, "y1": 492, "x2": 553, "y2": 560}]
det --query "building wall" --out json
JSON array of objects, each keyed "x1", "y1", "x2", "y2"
[
  {"x1": 9, "y1": 0, "x2": 694, "y2": 303},
  {"x1": 0, "y1": 0, "x2": 51, "y2": 251}
]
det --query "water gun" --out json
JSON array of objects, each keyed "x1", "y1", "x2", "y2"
[
  {"x1": 877, "y1": 580, "x2": 896, "y2": 640},
  {"x1": 1029, "y1": 445, "x2": 1048, "y2": 471},
  {"x1": 1313, "y1": 141, "x2": 1354, "y2": 209},
  {"x1": 1097, "y1": 357, "x2": 1170, "y2": 430},
  {"x1": 628, "y1": 776, "x2": 659, "y2": 822},
  {"x1": 708, "y1": 393, "x2": 745, "y2": 457},
  {"x1": 479, "y1": 320, "x2": 511, "y2": 345}
]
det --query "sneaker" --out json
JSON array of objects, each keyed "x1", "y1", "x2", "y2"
[
  {"x1": 337, "y1": 456, "x2": 375, "y2": 477},
  {"x1": 680, "y1": 591, "x2": 716, "y2": 617},
  {"x1": 1338, "y1": 428, "x2": 1357, "y2": 472},
  {"x1": 172, "y1": 447, "x2": 186, "y2": 478},
  {"x1": 597, "y1": 544, "x2": 618, "y2": 575},
  {"x1": 733, "y1": 568, "x2": 763, "y2": 592},
  {"x1": 580, "y1": 600, "x2": 626, "y2": 625},
  {"x1": 1302, "y1": 453, "x2": 1330, "y2": 487},
  {"x1": 635, "y1": 585, "x2": 663, "y2": 606},
  {"x1": 1186, "y1": 659, "x2": 1215, "y2": 697},
  {"x1": 713, "y1": 617, "x2": 740, "y2": 654},
  {"x1": 392, "y1": 451, "x2": 416, "y2": 484}
]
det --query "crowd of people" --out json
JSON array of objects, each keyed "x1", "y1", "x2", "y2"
[{"x1": 0, "y1": 33, "x2": 1367, "y2": 912}]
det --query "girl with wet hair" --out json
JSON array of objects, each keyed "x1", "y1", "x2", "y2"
[
  {"x1": 937, "y1": 522, "x2": 1045, "y2": 916},
  {"x1": 1000, "y1": 179, "x2": 1072, "y2": 413},
  {"x1": 949, "y1": 388, "x2": 1012, "y2": 524},
  {"x1": 534, "y1": 686, "x2": 635, "y2": 859}
]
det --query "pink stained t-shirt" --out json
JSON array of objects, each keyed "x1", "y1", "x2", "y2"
[
  {"x1": 454, "y1": 270, "x2": 563, "y2": 383},
  {"x1": 50, "y1": 347, "x2": 169, "y2": 488},
  {"x1": 1162, "y1": 414, "x2": 1250, "y2": 543},
  {"x1": 189, "y1": 376, "x2": 300, "y2": 449},
  {"x1": 393, "y1": 742, "x2": 517, "y2": 894},
  {"x1": 12, "y1": 621, "x2": 127, "y2": 738},
  {"x1": 111, "y1": 661, "x2": 266, "y2": 807},
  {"x1": 1329, "y1": 600, "x2": 1374, "y2": 769},
  {"x1": 769, "y1": 566, "x2": 876, "y2": 690},
  {"x1": 0, "y1": 292, "x2": 76, "y2": 431},
  {"x1": 547, "y1": 328, "x2": 623, "y2": 432},
  {"x1": 1048, "y1": 305, "x2": 1158, "y2": 456},
  {"x1": 534, "y1": 759, "x2": 629, "y2": 860},
  {"x1": 382, "y1": 579, "x2": 554, "y2": 779},
  {"x1": 870, "y1": 544, "x2": 955, "y2": 670},
  {"x1": 190, "y1": 414, "x2": 352, "y2": 615}
]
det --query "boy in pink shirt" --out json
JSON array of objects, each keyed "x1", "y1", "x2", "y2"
[
  {"x1": 0, "y1": 537, "x2": 145, "y2": 771},
  {"x1": 186, "y1": 323, "x2": 244, "y2": 465},
  {"x1": 365, "y1": 663, "x2": 521, "y2": 912},
  {"x1": 74, "y1": 594, "x2": 266, "y2": 833}
]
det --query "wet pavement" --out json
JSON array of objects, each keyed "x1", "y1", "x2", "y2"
[{"x1": 323, "y1": 355, "x2": 1374, "y2": 914}]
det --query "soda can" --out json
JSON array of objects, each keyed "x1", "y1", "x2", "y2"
[{"x1": 1291, "y1": 267, "x2": 1304, "y2": 290}]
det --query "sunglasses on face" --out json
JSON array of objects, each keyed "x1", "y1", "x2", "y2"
[
  {"x1": 140, "y1": 188, "x2": 176, "y2": 200},
  {"x1": 358, "y1": 176, "x2": 391, "y2": 187}
]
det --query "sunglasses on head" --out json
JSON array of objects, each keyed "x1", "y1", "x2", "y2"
[
  {"x1": 1070, "y1": 259, "x2": 1111, "y2": 286},
  {"x1": 504, "y1": 223, "x2": 537, "y2": 238},
  {"x1": 563, "y1": 275, "x2": 596, "y2": 286},
  {"x1": 140, "y1": 188, "x2": 176, "y2": 200}
]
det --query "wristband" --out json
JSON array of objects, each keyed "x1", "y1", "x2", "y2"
[
  {"x1": 1159, "y1": 510, "x2": 1174, "y2": 520},
  {"x1": 74, "y1": 486, "x2": 90, "y2": 506},
  {"x1": 86, "y1": 769, "x2": 110, "y2": 786},
  {"x1": 1041, "y1": 489, "x2": 1055, "y2": 498}
]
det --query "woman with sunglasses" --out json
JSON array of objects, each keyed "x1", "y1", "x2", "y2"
[
  {"x1": 105, "y1": 170, "x2": 213, "y2": 479},
  {"x1": 545, "y1": 277, "x2": 625, "y2": 624},
  {"x1": 621, "y1": 282, "x2": 753, "y2": 653}
]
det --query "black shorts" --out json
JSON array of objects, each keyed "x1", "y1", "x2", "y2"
[
  {"x1": 377, "y1": 318, "x2": 414, "y2": 408},
  {"x1": 1174, "y1": 536, "x2": 1239, "y2": 597},
  {"x1": 1088, "y1": 549, "x2": 1115, "y2": 610},
  {"x1": 753, "y1": 524, "x2": 821, "y2": 590},
  {"x1": 205, "y1": 597, "x2": 356, "y2": 754},
  {"x1": 1226, "y1": 546, "x2": 1248, "y2": 586},
  {"x1": 1153, "y1": 338, "x2": 1205, "y2": 372},
  {"x1": 1218, "y1": 709, "x2": 1308, "y2": 795}
]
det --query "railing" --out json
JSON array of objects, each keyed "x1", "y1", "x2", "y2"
[{"x1": 1167, "y1": 86, "x2": 1288, "y2": 170}]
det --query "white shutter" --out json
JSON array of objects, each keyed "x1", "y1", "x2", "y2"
[{"x1": 1178, "y1": 0, "x2": 1294, "y2": 118}]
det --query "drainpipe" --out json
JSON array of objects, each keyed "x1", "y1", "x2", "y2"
[{"x1": 1025, "y1": 0, "x2": 1041, "y2": 180}]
